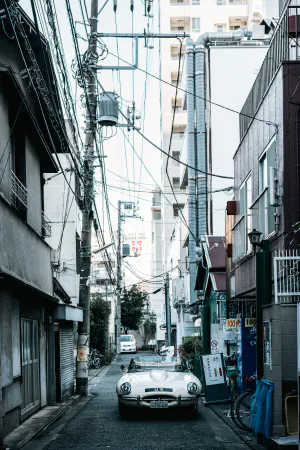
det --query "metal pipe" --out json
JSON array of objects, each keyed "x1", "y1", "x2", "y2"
[
  {"x1": 186, "y1": 38, "x2": 197, "y2": 307},
  {"x1": 94, "y1": 32, "x2": 190, "y2": 38},
  {"x1": 195, "y1": 37, "x2": 207, "y2": 238}
]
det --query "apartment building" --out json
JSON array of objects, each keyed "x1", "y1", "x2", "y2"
[{"x1": 154, "y1": 0, "x2": 278, "y2": 343}]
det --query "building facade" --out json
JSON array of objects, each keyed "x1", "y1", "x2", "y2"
[
  {"x1": 0, "y1": 3, "x2": 81, "y2": 441},
  {"x1": 154, "y1": 0, "x2": 281, "y2": 348},
  {"x1": 231, "y1": 0, "x2": 300, "y2": 436}
]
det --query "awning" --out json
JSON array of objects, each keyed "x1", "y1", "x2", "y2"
[{"x1": 53, "y1": 304, "x2": 83, "y2": 322}]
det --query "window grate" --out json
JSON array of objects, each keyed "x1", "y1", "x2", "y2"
[
  {"x1": 11, "y1": 171, "x2": 27, "y2": 209},
  {"x1": 41, "y1": 211, "x2": 52, "y2": 238}
]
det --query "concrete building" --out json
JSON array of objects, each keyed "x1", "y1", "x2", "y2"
[
  {"x1": 0, "y1": 3, "x2": 80, "y2": 441},
  {"x1": 90, "y1": 249, "x2": 117, "y2": 351},
  {"x1": 44, "y1": 153, "x2": 83, "y2": 403},
  {"x1": 230, "y1": 0, "x2": 300, "y2": 437},
  {"x1": 154, "y1": 0, "x2": 281, "y2": 347}
]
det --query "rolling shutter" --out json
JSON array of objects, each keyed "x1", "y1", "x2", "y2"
[{"x1": 60, "y1": 326, "x2": 74, "y2": 401}]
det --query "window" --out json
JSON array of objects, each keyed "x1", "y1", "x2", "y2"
[
  {"x1": 153, "y1": 211, "x2": 161, "y2": 220},
  {"x1": 216, "y1": 25, "x2": 225, "y2": 32},
  {"x1": 171, "y1": 72, "x2": 182, "y2": 85},
  {"x1": 172, "y1": 151, "x2": 180, "y2": 166},
  {"x1": 173, "y1": 125, "x2": 186, "y2": 139},
  {"x1": 232, "y1": 174, "x2": 252, "y2": 261},
  {"x1": 250, "y1": 138, "x2": 276, "y2": 237},
  {"x1": 173, "y1": 204, "x2": 185, "y2": 217},
  {"x1": 170, "y1": 44, "x2": 186, "y2": 59},
  {"x1": 230, "y1": 25, "x2": 242, "y2": 31},
  {"x1": 172, "y1": 177, "x2": 180, "y2": 188},
  {"x1": 217, "y1": 0, "x2": 224, "y2": 4},
  {"x1": 171, "y1": 97, "x2": 183, "y2": 111},
  {"x1": 192, "y1": 17, "x2": 200, "y2": 32},
  {"x1": 192, "y1": 0, "x2": 200, "y2": 4}
]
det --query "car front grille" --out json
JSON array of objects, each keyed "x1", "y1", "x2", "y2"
[{"x1": 142, "y1": 395, "x2": 176, "y2": 403}]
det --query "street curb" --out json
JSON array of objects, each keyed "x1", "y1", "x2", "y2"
[
  {"x1": 88, "y1": 363, "x2": 111, "y2": 382},
  {"x1": 209, "y1": 404, "x2": 264, "y2": 450},
  {"x1": 3, "y1": 396, "x2": 79, "y2": 450}
]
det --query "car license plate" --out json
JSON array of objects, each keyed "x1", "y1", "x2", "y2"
[{"x1": 150, "y1": 401, "x2": 168, "y2": 409}]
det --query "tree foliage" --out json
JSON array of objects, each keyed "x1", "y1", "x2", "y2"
[
  {"x1": 121, "y1": 285, "x2": 148, "y2": 332},
  {"x1": 90, "y1": 293, "x2": 111, "y2": 355},
  {"x1": 140, "y1": 312, "x2": 156, "y2": 345},
  {"x1": 178, "y1": 335, "x2": 202, "y2": 361}
]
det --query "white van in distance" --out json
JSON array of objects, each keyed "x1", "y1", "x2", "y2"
[{"x1": 120, "y1": 335, "x2": 136, "y2": 354}]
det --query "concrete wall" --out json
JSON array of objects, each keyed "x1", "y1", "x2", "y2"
[
  {"x1": 233, "y1": 66, "x2": 284, "y2": 297},
  {"x1": 44, "y1": 154, "x2": 81, "y2": 305},
  {"x1": 0, "y1": 200, "x2": 53, "y2": 296},
  {"x1": 209, "y1": 46, "x2": 268, "y2": 236},
  {"x1": 262, "y1": 304, "x2": 297, "y2": 436}
]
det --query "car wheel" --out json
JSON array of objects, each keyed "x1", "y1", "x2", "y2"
[{"x1": 118, "y1": 401, "x2": 129, "y2": 418}]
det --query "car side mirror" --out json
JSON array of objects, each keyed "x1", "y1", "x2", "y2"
[
  {"x1": 120, "y1": 365, "x2": 126, "y2": 371},
  {"x1": 188, "y1": 364, "x2": 194, "y2": 372}
]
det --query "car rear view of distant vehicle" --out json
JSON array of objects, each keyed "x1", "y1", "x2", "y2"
[{"x1": 120, "y1": 335, "x2": 136, "y2": 353}]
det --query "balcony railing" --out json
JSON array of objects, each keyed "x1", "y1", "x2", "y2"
[
  {"x1": 240, "y1": 1, "x2": 298, "y2": 138},
  {"x1": 42, "y1": 211, "x2": 52, "y2": 238},
  {"x1": 11, "y1": 171, "x2": 27, "y2": 210}
]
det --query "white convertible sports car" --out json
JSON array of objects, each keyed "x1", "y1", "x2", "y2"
[{"x1": 116, "y1": 355, "x2": 202, "y2": 417}]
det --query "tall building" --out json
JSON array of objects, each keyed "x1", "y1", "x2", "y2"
[{"x1": 152, "y1": 0, "x2": 282, "y2": 346}]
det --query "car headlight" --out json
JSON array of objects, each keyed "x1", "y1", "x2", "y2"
[
  {"x1": 187, "y1": 382, "x2": 198, "y2": 395},
  {"x1": 120, "y1": 382, "x2": 131, "y2": 395}
]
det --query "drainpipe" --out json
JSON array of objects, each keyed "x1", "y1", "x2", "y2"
[
  {"x1": 186, "y1": 38, "x2": 197, "y2": 308},
  {"x1": 195, "y1": 37, "x2": 207, "y2": 238}
]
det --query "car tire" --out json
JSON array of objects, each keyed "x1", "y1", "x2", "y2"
[{"x1": 118, "y1": 401, "x2": 129, "y2": 418}]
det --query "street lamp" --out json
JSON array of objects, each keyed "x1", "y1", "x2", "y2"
[{"x1": 248, "y1": 229, "x2": 263, "y2": 254}]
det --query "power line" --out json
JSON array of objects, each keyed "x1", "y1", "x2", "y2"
[
  {"x1": 102, "y1": 47, "x2": 278, "y2": 129},
  {"x1": 97, "y1": 79, "x2": 234, "y2": 180}
]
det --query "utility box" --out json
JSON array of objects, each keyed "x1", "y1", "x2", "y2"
[
  {"x1": 98, "y1": 92, "x2": 119, "y2": 126},
  {"x1": 122, "y1": 244, "x2": 130, "y2": 258}
]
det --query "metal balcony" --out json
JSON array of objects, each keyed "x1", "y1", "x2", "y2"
[
  {"x1": 11, "y1": 171, "x2": 27, "y2": 210},
  {"x1": 41, "y1": 211, "x2": 52, "y2": 238}
]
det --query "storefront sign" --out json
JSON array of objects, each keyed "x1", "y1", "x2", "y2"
[
  {"x1": 200, "y1": 353, "x2": 229, "y2": 404},
  {"x1": 226, "y1": 319, "x2": 241, "y2": 328},
  {"x1": 77, "y1": 345, "x2": 88, "y2": 362},
  {"x1": 263, "y1": 320, "x2": 272, "y2": 369},
  {"x1": 245, "y1": 318, "x2": 256, "y2": 327},
  {"x1": 202, "y1": 354, "x2": 224, "y2": 386}
]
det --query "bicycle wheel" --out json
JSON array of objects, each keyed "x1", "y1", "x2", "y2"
[
  {"x1": 236, "y1": 390, "x2": 254, "y2": 432},
  {"x1": 230, "y1": 391, "x2": 243, "y2": 429}
]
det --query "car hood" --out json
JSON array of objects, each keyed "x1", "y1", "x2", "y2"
[{"x1": 118, "y1": 370, "x2": 200, "y2": 389}]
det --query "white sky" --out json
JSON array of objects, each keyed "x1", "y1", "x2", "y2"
[{"x1": 20, "y1": 0, "x2": 162, "y2": 286}]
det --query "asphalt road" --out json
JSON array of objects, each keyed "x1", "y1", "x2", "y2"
[{"x1": 25, "y1": 353, "x2": 254, "y2": 450}]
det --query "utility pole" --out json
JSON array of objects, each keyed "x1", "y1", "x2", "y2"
[
  {"x1": 116, "y1": 200, "x2": 139, "y2": 360},
  {"x1": 116, "y1": 200, "x2": 122, "y2": 360},
  {"x1": 165, "y1": 273, "x2": 171, "y2": 347},
  {"x1": 76, "y1": 0, "x2": 98, "y2": 396}
]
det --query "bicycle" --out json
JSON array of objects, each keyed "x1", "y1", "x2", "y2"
[
  {"x1": 234, "y1": 376, "x2": 256, "y2": 432},
  {"x1": 224, "y1": 354, "x2": 243, "y2": 429}
]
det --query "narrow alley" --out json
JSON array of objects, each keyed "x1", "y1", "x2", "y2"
[{"x1": 23, "y1": 354, "x2": 256, "y2": 450}]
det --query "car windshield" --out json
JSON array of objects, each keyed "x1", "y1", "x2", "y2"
[
  {"x1": 121, "y1": 336, "x2": 134, "y2": 342},
  {"x1": 128, "y1": 356, "x2": 188, "y2": 372}
]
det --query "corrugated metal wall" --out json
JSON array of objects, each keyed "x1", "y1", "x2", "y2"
[{"x1": 60, "y1": 327, "x2": 74, "y2": 401}]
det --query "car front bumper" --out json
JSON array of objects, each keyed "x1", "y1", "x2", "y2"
[
  {"x1": 120, "y1": 348, "x2": 136, "y2": 353},
  {"x1": 119, "y1": 395, "x2": 199, "y2": 409}
]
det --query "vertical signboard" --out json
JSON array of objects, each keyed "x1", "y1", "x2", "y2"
[
  {"x1": 263, "y1": 320, "x2": 272, "y2": 369},
  {"x1": 200, "y1": 353, "x2": 229, "y2": 404},
  {"x1": 240, "y1": 318, "x2": 257, "y2": 389}
]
